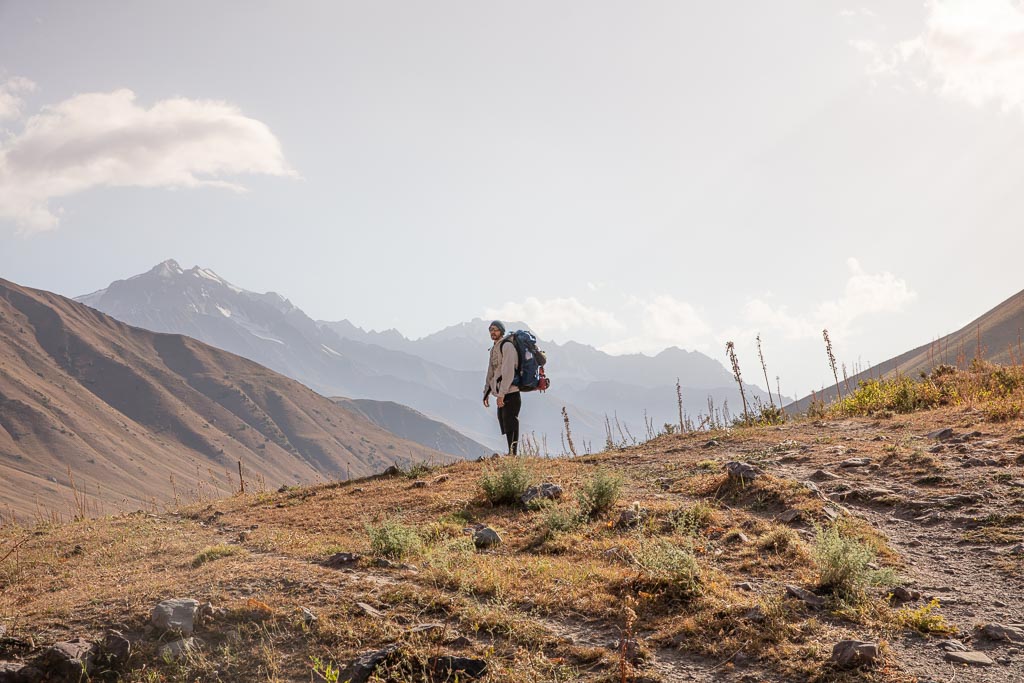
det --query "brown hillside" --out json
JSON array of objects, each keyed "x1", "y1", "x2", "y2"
[
  {"x1": 0, "y1": 278, "x2": 445, "y2": 521},
  {"x1": 790, "y1": 287, "x2": 1024, "y2": 412}
]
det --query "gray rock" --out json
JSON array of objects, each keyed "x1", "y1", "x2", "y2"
[
  {"x1": 1008, "y1": 544, "x2": 1024, "y2": 556},
  {"x1": 944, "y1": 651, "x2": 994, "y2": 666},
  {"x1": 300, "y1": 607, "x2": 317, "y2": 625},
  {"x1": 936, "y1": 639, "x2": 969, "y2": 652},
  {"x1": 0, "y1": 662, "x2": 33, "y2": 683},
  {"x1": 928, "y1": 428, "x2": 955, "y2": 441},
  {"x1": 980, "y1": 623, "x2": 1024, "y2": 643},
  {"x1": 615, "y1": 507, "x2": 648, "y2": 529},
  {"x1": 726, "y1": 532, "x2": 751, "y2": 545},
  {"x1": 830, "y1": 640, "x2": 880, "y2": 669},
  {"x1": 472, "y1": 527, "x2": 502, "y2": 549},
  {"x1": 356, "y1": 602, "x2": 385, "y2": 619},
  {"x1": 725, "y1": 461, "x2": 763, "y2": 483},
  {"x1": 448, "y1": 635, "x2": 473, "y2": 647},
  {"x1": 743, "y1": 606, "x2": 766, "y2": 623},
  {"x1": 158, "y1": 637, "x2": 202, "y2": 662},
  {"x1": 33, "y1": 638, "x2": 96, "y2": 681},
  {"x1": 432, "y1": 474, "x2": 451, "y2": 484},
  {"x1": 101, "y1": 630, "x2": 131, "y2": 666},
  {"x1": 776, "y1": 509, "x2": 802, "y2": 524},
  {"x1": 785, "y1": 584, "x2": 825, "y2": 609},
  {"x1": 406, "y1": 623, "x2": 445, "y2": 635},
  {"x1": 382, "y1": 465, "x2": 402, "y2": 476},
  {"x1": 372, "y1": 558, "x2": 398, "y2": 568},
  {"x1": 520, "y1": 483, "x2": 563, "y2": 506},
  {"x1": 810, "y1": 469, "x2": 841, "y2": 481},
  {"x1": 891, "y1": 586, "x2": 921, "y2": 602},
  {"x1": 735, "y1": 582, "x2": 755, "y2": 591},
  {"x1": 151, "y1": 598, "x2": 200, "y2": 634},
  {"x1": 411, "y1": 480, "x2": 428, "y2": 488},
  {"x1": 702, "y1": 439, "x2": 720, "y2": 448},
  {"x1": 839, "y1": 457, "x2": 871, "y2": 468},
  {"x1": 341, "y1": 644, "x2": 402, "y2": 683}
]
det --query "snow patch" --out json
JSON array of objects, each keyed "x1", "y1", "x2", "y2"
[
  {"x1": 250, "y1": 332, "x2": 285, "y2": 345},
  {"x1": 321, "y1": 344, "x2": 343, "y2": 357},
  {"x1": 216, "y1": 305, "x2": 232, "y2": 318}
]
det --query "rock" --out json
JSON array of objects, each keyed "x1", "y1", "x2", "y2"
[
  {"x1": 432, "y1": 474, "x2": 450, "y2": 484},
  {"x1": 0, "y1": 662, "x2": 33, "y2": 683},
  {"x1": 936, "y1": 639, "x2": 969, "y2": 652},
  {"x1": 611, "y1": 638, "x2": 643, "y2": 664},
  {"x1": 372, "y1": 558, "x2": 398, "y2": 569},
  {"x1": 448, "y1": 635, "x2": 473, "y2": 647},
  {"x1": 427, "y1": 655, "x2": 487, "y2": 679},
  {"x1": 830, "y1": 640, "x2": 880, "y2": 669},
  {"x1": 356, "y1": 602, "x2": 385, "y2": 619},
  {"x1": 406, "y1": 623, "x2": 445, "y2": 635},
  {"x1": 980, "y1": 623, "x2": 1024, "y2": 643},
  {"x1": 726, "y1": 532, "x2": 751, "y2": 545},
  {"x1": 928, "y1": 444, "x2": 945, "y2": 453},
  {"x1": 340, "y1": 643, "x2": 402, "y2": 683},
  {"x1": 151, "y1": 598, "x2": 200, "y2": 634},
  {"x1": 785, "y1": 585, "x2": 825, "y2": 609},
  {"x1": 615, "y1": 507, "x2": 648, "y2": 529},
  {"x1": 702, "y1": 439, "x2": 720, "y2": 449},
  {"x1": 300, "y1": 607, "x2": 317, "y2": 626},
  {"x1": 324, "y1": 552, "x2": 361, "y2": 568},
  {"x1": 944, "y1": 651, "x2": 994, "y2": 666},
  {"x1": 411, "y1": 480, "x2": 428, "y2": 488},
  {"x1": 810, "y1": 469, "x2": 841, "y2": 481},
  {"x1": 472, "y1": 527, "x2": 502, "y2": 549},
  {"x1": 382, "y1": 465, "x2": 402, "y2": 476},
  {"x1": 776, "y1": 509, "x2": 802, "y2": 524},
  {"x1": 725, "y1": 461, "x2": 763, "y2": 483},
  {"x1": 158, "y1": 637, "x2": 202, "y2": 662},
  {"x1": 1008, "y1": 544, "x2": 1024, "y2": 556},
  {"x1": 30, "y1": 638, "x2": 96, "y2": 681},
  {"x1": 520, "y1": 483, "x2": 563, "y2": 506},
  {"x1": 891, "y1": 586, "x2": 921, "y2": 602},
  {"x1": 735, "y1": 581, "x2": 755, "y2": 591},
  {"x1": 839, "y1": 457, "x2": 871, "y2": 468},
  {"x1": 928, "y1": 428, "x2": 955, "y2": 441},
  {"x1": 100, "y1": 630, "x2": 131, "y2": 666}
]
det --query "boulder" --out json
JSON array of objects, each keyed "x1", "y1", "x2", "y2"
[
  {"x1": 152, "y1": 598, "x2": 200, "y2": 635},
  {"x1": 340, "y1": 644, "x2": 402, "y2": 683},
  {"x1": 944, "y1": 651, "x2": 994, "y2": 666},
  {"x1": 980, "y1": 623, "x2": 1024, "y2": 643},
  {"x1": 100, "y1": 630, "x2": 132, "y2": 667},
  {"x1": 830, "y1": 640, "x2": 880, "y2": 669},
  {"x1": 520, "y1": 483, "x2": 563, "y2": 506},
  {"x1": 725, "y1": 461, "x2": 763, "y2": 483},
  {"x1": 472, "y1": 527, "x2": 502, "y2": 549},
  {"x1": 34, "y1": 638, "x2": 96, "y2": 681},
  {"x1": 785, "y1": 585, "x2": 825, "y2": 609}
]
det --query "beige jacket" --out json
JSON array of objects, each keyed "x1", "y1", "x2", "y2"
[{"x1": 483, "y1": 337, "x2": 520, "y2": 399}]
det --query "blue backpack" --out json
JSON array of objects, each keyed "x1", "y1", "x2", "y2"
[{"x1": 503, "y1": 330, "x2": 549, "y2": 392}]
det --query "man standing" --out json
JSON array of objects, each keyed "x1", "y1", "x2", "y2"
[{"x1": 483, "y1": 320, "x2": 521, "y2": 455}]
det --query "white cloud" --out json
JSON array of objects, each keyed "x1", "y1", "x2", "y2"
[
  {"x1": 0, "y1": 88, "x2": 296, "y2": 232},
  {"x1": 0, "y1": 76, "x2": 36, "y2": 122},
  {"x1": 601, "y1": 295, "x2": 713, "y2": 355},
  {"x1": 854, "y1": 0, "x2": 1024, "y2": 112},
  {"x1": 485, "y1": 296, "x2": 624, "y2": 336},
  {"x1": 744, "y1": 258, "x2": 917, "y2": 341}
]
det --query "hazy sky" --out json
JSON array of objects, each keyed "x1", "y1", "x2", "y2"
[{"x1": 2, "y1": 1, "x2": 1023, "y2": 397}]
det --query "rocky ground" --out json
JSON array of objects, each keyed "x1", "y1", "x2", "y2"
[{"x1": 2, "y1": 405, "x2": 1024, "y2": 681}]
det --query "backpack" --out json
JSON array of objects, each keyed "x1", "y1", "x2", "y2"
[{"x1": 502, "y1": 330, "x2": 550, "y2": 392}]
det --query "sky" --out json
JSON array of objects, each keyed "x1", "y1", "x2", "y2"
[{"x1": 2, "y1": 0, "x2": 1024, "y2": 398}]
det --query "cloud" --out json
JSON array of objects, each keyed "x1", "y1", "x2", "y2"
[
  {"x1": 485, "y1": 297, "x2": 624, "y2": 336},
  {"x1": 0, "y1": 76, "x2": 36, "y2": 122},
  {"x1": 853, "y1": 0, "x2": 1024, "y2": 112},
  {"x1": 601, "y1": 295, "x2": 713, "y2": 355},
  {"x1": 744, "y1": 258, "x2": 917, "y2": 341},
  {"x1": 0, "y1": 88, "x2": 296, "y2": 232}
]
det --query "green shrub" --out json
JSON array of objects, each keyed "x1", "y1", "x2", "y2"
[
  {"x1": 543, "y1": 505, "x2": 583, "y2": 534},
  {"x1": 577, "y1": 468, "x2": 624, "y2": 518},
  {"x1": 191, "y1": 544, "x2": 240, "y2": 567},
  {"x1": 757, "y1": 526, "x2": 800, "y2": 554},
  {"x1": 634, "y1": 539, "x2": 703, "y2": 599},
  {"x1": 366, "y1": 518, "x2": 422, "y2": 559},
  {"x1": 479, "y1": 458, "x2": 532, "y2": 505},
  {"x1": 814, "y1": 524, "x2": 897, "y2": 601},
  {"x1": 896, "y1": 597, "x2": 956, "y2": 634},
  {"x1": 669, "y1": 501, "x2": 718, "y2": 535}
]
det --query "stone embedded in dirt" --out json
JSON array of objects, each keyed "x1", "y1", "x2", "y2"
[
  {"x1": 0, "y1": 662, "x2": 37, "y2": 683},
  {"x1": 33, "y1": 638, "x2": 96, "y2": 681},
  {"x1": 382, "y1": 465, "x2": 402, "y2": 476},
  {"x1": 341, "y1": 643, "x2": 402, "y2": 683},
  {"x1": 432, "y1": 474, "x2": 451, "y2": 484},
  {"x1": 776, "y1": 509, "x2": 803, "y2": 524},
  {"x1": 615, "y1": 507, "x2": 649, "y2": 529},
  {"x1": 151, "y1": 598, "x2": 200, "y2": 635},
  {"x1": 1008, "y1": 544, "x2": 1024, "y2": 556},
  {"x1": 785, "y1": 585, "x2": 825, "y2": 609},
  {"x1": 348, "y1": 487, "x2": 364, "y2": 495},
  {"x1": 703, "y1": 439, "x2": 720, "y2": 448},
  {"x1": 980, "y1": 623, "x2": 1024, "y2": 643},
  {"x1": 300, "y1": 607, "x2": 317, "y2": 625},
  {"x1": 891, "y1": 586, "x2": 921, "y2": 603},
  {"x1": 356, "y1": 602, "x2": 385, "y2": 619},
  {"x1": 472, "y1": 526, "x2": 502, "y2": 549},
  {"x1": 726, "y1": 532, "x2": 751, "y2": 545},
  {"x1": 937, "y1": 639, "x2": 969, "y2": 652},
  {"x1": 810, "y1": 469, "x2": 841, "y2": 481},
  {"x1": 411, "y1": 480, "x2": 428, "y2": 488},
  {"x1": 944, "y1": 651, "x2": 994, "y2": 666},
  {"x1": 725, "y1": 461, "x2": 763, "y2": 483},
  {"x1": 406, "y1": 623, "x2": 445, "y2": 635},
  {"x1": 427, "y1": 655, "x2": 488, "y2": 679},
  {"x1": 927, "y1": 428, "x2": 955, "y2": 441},
  {"x1": 100, "y1": 630, "x2": 131, "y2": 667},
  {"x1": 735, "y1": 581, "x2": 755, "y2": 591},
  {"x1": 448, "y1": 635, "x2": 473, "y2": 648},
  {"x1": 839, "y1": 457, "x2": 871, "y2": 468},
  {"x1": 928, "y1": 444, "x2": 945, "y2": 453},
  {"x1": 611, "y1": 638, "x2": 644, "y2": 664},
  {"x1": 520, "y1": 482, "x2": 563, "y2": 506},
  {"x1": 324, "y1": 552, "x2": 361, "y2": 568},
  {"x1": 743, "y1": 606, "x2": 766, "y2": 623},
  {"x1": 159, "y1": 637, "x2": 203, "y2": 661},
  {"x1": 373, "y1": 558, "x2": 398, "y2": 569},
  {"x1": 830, "y1": 640, "x2": 880, "y2": 669}
]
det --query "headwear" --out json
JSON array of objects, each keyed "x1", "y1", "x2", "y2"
[{"x1": 489, "y1": 320, "x2": 506, "y2": 335}]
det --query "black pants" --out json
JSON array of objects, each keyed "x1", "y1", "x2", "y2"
[{"x1": 497, "y1": 392, "x2": 521, "y2": 455}]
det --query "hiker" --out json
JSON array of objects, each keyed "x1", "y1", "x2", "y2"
[{"x1": 483, "y1": 320, "x2": 521, "y2": 455}]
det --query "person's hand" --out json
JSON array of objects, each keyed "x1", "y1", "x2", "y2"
[
  {"x1": 483, "y1": 397, "x2": 490, "y2": 408},
  {"x1": 497, "y1": 396, "x2": 505, "y2": 408}
]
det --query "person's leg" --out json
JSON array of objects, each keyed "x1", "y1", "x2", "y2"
[{"x1": 504, "y1": 392, "x2": 521, "y2": 455}]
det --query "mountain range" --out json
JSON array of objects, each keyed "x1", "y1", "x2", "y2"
[
  {"x1": 78, "y1": 260, "x2": 772, "y2": 451},
  {"x1": 0, "y1": 277, "x2": 444, "y2": 520}
]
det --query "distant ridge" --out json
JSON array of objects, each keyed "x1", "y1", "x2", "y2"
[
  {"x1": 0, "y1": 277, "x2": 444, "y2": 519},
  {"x1": 788, "y1": 287, "x2": 1024, "y2": 412}
]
